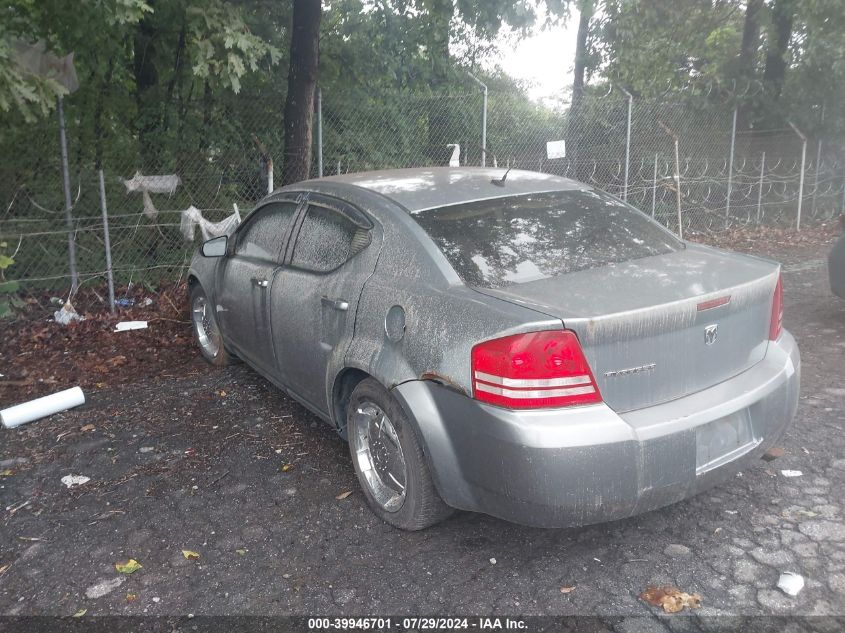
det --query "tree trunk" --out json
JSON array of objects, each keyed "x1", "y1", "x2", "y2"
[
  {"x1": 570, "y1": 0, "x2": 593, "y2": 113},
  {"x1": 762, "y1": 0, "x2": 795, "y2": 101},
  {"x1": 133, "y1": 3, "x2": 158, "y2": 163},
  {"x1": 281, "y1": 0, "x2": 321, "y2": 186},
  {"x1": 737, "y1": 0, "x2": 763, "y2": 131},
  {"x1": 568, "y1": 0, "x2": 594, "y2": 181},
  {"x1": 425, "y1": 0, "x2": 453, "y2": 163},
  {"x1": 738, "y1": 0, "x2": 763, "y2": 78}
]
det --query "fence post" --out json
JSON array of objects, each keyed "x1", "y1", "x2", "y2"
[
  {"x1": 811, "y1": 139, "x2": 822, "y2": 218},
  {"x1": 725, "y1": 107, "x2": 737, "y2": 229},
  {"x1": 811, "y1": 103, "x2": 825, "y2": 218},
  {"x1": 789, "y1": 121, "x2": 807, "y2": 230},
  {"x1": 756, "y1": 151, "x2": 766, "y2": 224},
  {"x1": 57, "y1": 96, "x2": 79, "y2": 293},
  {"x1": 651, "y1": 153, "x2": 658, "y2": 217},
  {"x1": 620, "y1": 87, "x2": 633, "y2": 201},
  {"x1": 658, "y1": 120, "x2": 683, "y2": 239},
  {"x1": 98, "y1": 169, "x2": 116, "y2": 313},
  {"x1": 316, "y1": 87, "x2": 323, "y2": 178},
  {"x1": 468, "y1": 72, "x2": 488, "y2": 167}
]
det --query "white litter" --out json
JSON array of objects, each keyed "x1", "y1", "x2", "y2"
[
  {"x1": 115, "y1": 321, "x2": 148, "y2": 332},
  {"x1": 777, "y1": 571, "x2": 805, "y2": 596},
  {"x1": 489, "y1": 557, "x2": 497, "y2": 565},
  {"x1": 61, "y1": 475, "x2": 90, "y2": 488},
  {"x1": 780, "y1": 470, "x2": 803, "y2": 478},
  {"x1": 122, "y1": 172, "x2": 181, "y2": 220},
  {"x1": 446, "y1": 143, "x2": 461, "y2": 167},
  {"x1": 180, "y1": 204, "x2": 241, "y2": 242},
  {"x1": 1, "y1": 387, "x2": 86, "y2": 429},
  {"x1": 53, "y1": 301, "x2": 83, "y2": 325}
]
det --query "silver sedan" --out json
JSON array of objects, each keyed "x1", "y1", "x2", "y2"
[{"x1": 188, "y1": 168, "x2": 800, "y2": 530}]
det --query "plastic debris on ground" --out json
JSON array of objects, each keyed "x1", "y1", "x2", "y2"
[
  {"x1": 780, "y1": 470, "x2": 803, "y2": 477},
  {"x1": 53, "y1": 301, "x2": 83, "y2": 325},
  {"x1": 61, "y1": 475, "x2": 90, "y2": 488},
  {"x1": 115, "y1": 321, "x2": 148, "y2": 332},
  {"x1": 1, "y1": 387, "x2": 86, "y2": 429},
  {"x1": 777, "y1": 572, "x2": 805, "y2": 596}
]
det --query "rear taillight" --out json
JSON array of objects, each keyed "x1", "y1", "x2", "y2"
[
  {"x1": 471, "y1": 330, "x2": 602, "y2": 409},
  {"x1": 769, "y1": 273, "x2": 783, "y2": 341}
]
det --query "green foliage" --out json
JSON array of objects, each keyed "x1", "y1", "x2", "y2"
[
  {"x1": 0, "y1": 32, "x2": 67, "y2": 122},
  {"x1": 0, "y1": 241, "x2": 21, "y2": 319},
  {"x1": 186, "y1": 1, "x2": 281, "y2": 94}
]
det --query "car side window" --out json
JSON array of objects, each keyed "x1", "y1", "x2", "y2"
[
  {"x1": 290, "y1": 203, "x2": 372, "y2": 273},
  {"x1": 235, "y1": 201, "x2": 298, "y2": 262}
]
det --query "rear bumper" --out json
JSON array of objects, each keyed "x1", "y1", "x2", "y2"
[{"x1": 392, "y1": 330, "x2": 800, "y2": 528}]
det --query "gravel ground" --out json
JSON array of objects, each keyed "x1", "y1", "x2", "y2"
[{"x1": 0, "y1": 237, "x2": 843, "y2": 625}]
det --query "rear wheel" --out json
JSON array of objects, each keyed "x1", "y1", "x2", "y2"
[
  {"x1": 190, "y1": 285, "x2": 232, "y2": 366},
  {"x1": 347, "y1": 378, "x2": 453, "y2": 530}
]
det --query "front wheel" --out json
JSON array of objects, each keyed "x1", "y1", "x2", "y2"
[
  {"x1": 347, "y1": 378, "x2": 453, "y2": 530},
  {"x1": 189, "y1": 284, "x2": 232, "y2": 366}
]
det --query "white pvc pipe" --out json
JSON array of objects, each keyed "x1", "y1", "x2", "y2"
[{"x1": 1, "y1": 387, "x2": 85, "y2": 429}]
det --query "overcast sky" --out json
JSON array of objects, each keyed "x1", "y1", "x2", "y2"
[{"x1": 498, "y1": 8, "x2": 581, "y2": 106}]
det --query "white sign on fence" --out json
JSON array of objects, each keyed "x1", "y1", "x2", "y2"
[{"x1": 546, "y1": 140, "x2": 566, "y2": 159}]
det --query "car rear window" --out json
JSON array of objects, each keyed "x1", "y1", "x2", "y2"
[{"x1": 412, "y1": 190, "x2": 682, "y2": 288}]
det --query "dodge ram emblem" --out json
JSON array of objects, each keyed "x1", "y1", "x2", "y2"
[{"x1": 704, "y1": 324, "x2": 718, "y2": 346}]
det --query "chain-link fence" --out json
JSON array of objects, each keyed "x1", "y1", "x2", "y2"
[{"x1": 1, "y1": 82, "x2": 843, "y2": 311}]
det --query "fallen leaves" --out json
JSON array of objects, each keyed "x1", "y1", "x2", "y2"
[
  {"x1": 79, "y1": 424, "x2": 96, "y2": 432},
  {"x1": 0, "y1": 469, "x2": 14, "y2": 476},
  {"x1": 126, "y1": 593, "x2": 137, "y2": 602},
  {"x1": 72, "y1": 609, "x2": 87, "y2": 617},
  {"x1": 560, "y1": 586, "x2": 575, "y2": 594},
  {"x1": 281, "y1": 464, "x2": 292, "y2": 472},
  {"x1": 762, "y1": 447, "x2": 785, "y2": 462},
  {"x1": 182, "y1": 550, "x2": 200, "y2": 560},
  {"x1": 235, "y1": 549, "x2": 247, "y2": 556},
  {"x1": 115, "y1": 559, "x2": 142, "y2": 574},
  {"x1": 640, "y1": 586, "x2": 701, "y2": 613},
  {"x1": 335, "y1": 491, "x2": 353, "y2": 500}
]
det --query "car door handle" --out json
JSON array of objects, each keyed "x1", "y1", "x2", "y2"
[
  {"x1": 251, "y1": 278, "x2": 269, "y2": 288},
  {"x1": 321, "y1": 296, "x2": 349, "y2": 311}
]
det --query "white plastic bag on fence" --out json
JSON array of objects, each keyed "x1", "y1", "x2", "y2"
[
  {"x1": 180, "y1": 204, "x2": 241, "y2": 242},
  {"x1": 122, "y1": 172, "x2": 182, "y2": 220}
]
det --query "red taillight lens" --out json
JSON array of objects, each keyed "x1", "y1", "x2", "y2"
[
  {"x1": 471, "y1": 330, "x2": 602, "y2": 409},
  {"x1": 769, "y1": 274, "x2": 783, "y2": 341}
]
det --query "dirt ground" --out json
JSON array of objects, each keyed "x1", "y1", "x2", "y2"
[{"x1": 1, "y1": 225, "x2": 844, "y2": 626}]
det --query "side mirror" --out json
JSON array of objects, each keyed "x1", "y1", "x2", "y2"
[{"x1": 201, "y1": 235, "x2": 228, "y2": 257}]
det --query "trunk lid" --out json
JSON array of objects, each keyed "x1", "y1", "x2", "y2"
[{"x1": 475, "y1": 244, "x2": 779, "y2": 412}]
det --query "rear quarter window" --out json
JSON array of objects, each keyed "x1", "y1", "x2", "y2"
[{"x1": 412, "y1": 190, "x2": 682, "y2": 288}]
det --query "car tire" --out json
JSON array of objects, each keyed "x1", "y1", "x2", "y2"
[
  {"x1": 347, "y1": 378, "x2": 453, "y2": 530},
  {"x1": 189, "y1": 284, "x2": 232, "y2": 367}
]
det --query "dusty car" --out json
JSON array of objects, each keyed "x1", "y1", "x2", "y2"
[
  {"x1": 829, "y1": 213, "x2": 845, "y2": 299},
  {"x1": 188, "y1": 168, "x2": 800, "y2": 530}
]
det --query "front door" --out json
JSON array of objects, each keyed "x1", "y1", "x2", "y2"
[
  {"x1": 216, "y1": 199, "x2": 300, "y2": 374},
  {"x1": 271, "y1": 196, "x2": 382, "y2": 414}
]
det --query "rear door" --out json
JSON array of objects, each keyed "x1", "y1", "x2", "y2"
[
  {"x1": 271, "y1": 195, "x2": 382, "y2": 414},
  {"x1": 216, "y1": 197, "x2": 301, "y2": 374}
]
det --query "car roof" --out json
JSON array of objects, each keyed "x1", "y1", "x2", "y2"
[{"x1": 300, "y1": 167, "x2": 588, "y2": 213}]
